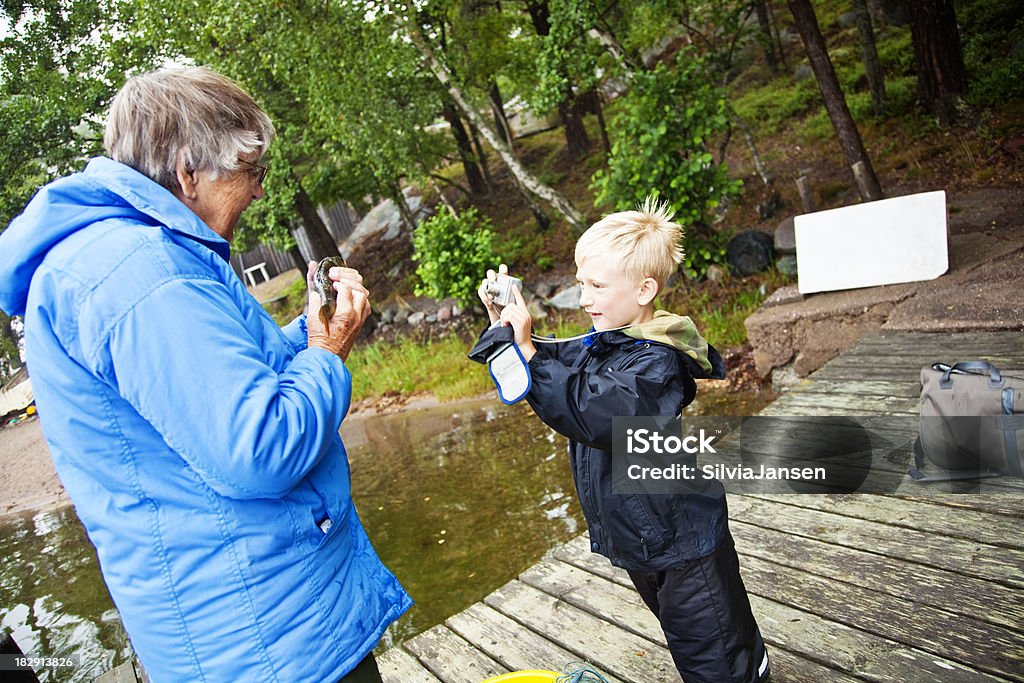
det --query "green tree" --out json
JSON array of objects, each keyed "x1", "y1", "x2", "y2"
[
  {"x1": 0, "y1": 0, "x2": 147, "y2": 227},
  {"x1": 591, "y1": 52, "x2": 741, "y2": 230}
]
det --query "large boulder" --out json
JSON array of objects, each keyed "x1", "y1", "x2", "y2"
[
  {"x1": 774, "y1": 216, "x2": 796, "y2": 255},
  {"x1": 546, "y1": 284, "x2": 581, "y2": 310},
  {"x1": 342, "y1": 187, "x2": 430, "y2": 258},
  {"x1": 726, "y1": 230, "x2": 775, "y2": 276}
]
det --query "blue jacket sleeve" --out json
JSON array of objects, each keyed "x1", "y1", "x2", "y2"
[
  {"x1": 90, "y1": 277, "x2": 350, "y2": 499},
  {"x1": 280, "y1": 313, "x2": 308, "y2": 353},
  {"x1": 525, "y1": 346, "x2": 690, "y2": 451}
]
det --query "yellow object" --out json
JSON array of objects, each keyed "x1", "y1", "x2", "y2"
[
  {"x1": 26, "y1": 405, "x2": 36, "y2": 415},
  {"x1": 481, "y1": 672, "x2": 560, "y2": 683}
]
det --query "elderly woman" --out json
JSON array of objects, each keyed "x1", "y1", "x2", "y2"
[{"x1": 0, "y1": 67, "x2": 409, "y2": 682}]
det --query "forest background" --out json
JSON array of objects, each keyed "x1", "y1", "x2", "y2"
[{"x1": 1, "y1": 0, "x2": 1022, "y2": 406}]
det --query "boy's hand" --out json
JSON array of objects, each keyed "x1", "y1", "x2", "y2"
[
  {"x1": 477, "y1": 263, "x2": 508, "y2": 325},
  {"x1": 499, "y1": 284, "x2": 537, "y2": 361}
]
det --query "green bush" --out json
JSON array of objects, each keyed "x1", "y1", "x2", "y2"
[
  {"x1": 412, "y1": 206, "x2": 497, "y2": 307},
  {"x1": 682, "y1": 229, "x2": 733, "y2": 281},
  {"x1": 591, "y1": 51, "x2": 743, "y2": 229}
]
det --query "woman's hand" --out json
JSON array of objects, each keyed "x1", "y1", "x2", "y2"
[
  {"x1": 499, "y1": 283, "x2": 537, "y2": 362},
  {"x1": 305, "y1": 260, "x2": 371, "y2": 361}
]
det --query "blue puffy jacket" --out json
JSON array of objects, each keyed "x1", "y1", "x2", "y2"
[{"x1": 0, "y1": 158, "x2": 412, "y2": 682}]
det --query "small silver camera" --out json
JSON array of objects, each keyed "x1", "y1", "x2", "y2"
[{"x1": 484, "y1": 273, "x2": 523, "y2": 307}]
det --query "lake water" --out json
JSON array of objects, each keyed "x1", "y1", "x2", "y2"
[{"x1": 0, "y1": 389, "x2": 775, "y2": 681}]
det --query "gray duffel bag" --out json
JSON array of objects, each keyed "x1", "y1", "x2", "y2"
[{"x1": 908, "y1": 361, "x2": 1024, "y2": 481}]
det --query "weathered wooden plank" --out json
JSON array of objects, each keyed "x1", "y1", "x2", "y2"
[
  {"x1": 759, "y1": 392, "x2": 920, "y2": 414},
  {"x1": 726, "y1": 496, "x2": 1024, "y2": 588},
  {"x1": 789, "y1": 379, "x2": 922, "y2": 398},
  {"x1": 547, "y1": 539, "x2": 958, "y2": 682},
  {"x1": 891, "y1": 492, "x2": 1024, "y2": 516},
  {"x1": 706, "y1": 435, "x2": 1024, "y2": 494},
  {"x1": 518, "y1": 557, "x2": 665, "y2": 644},
  {"x1": 483, "y1": 579, "x2": 680, "y2": 683},
  {"x1": 730, "y1": 519, "x2": 1023, "y2": 630},
  {"x1": 813, "y1": 357, "x2": 1024, "y2": 375},
  {"x1": 834, "y1": 345, "x2": 1024, "y2": 360},
  {"x1": 838, "y1": 334, "x2": 1024, "y2": 353},
  {"x1": 749, "y1": 595, "x2": 1010, "y2": 682},
  {"x1": 95, "y1": 661, "x2": 143, "y2": 683},
  {"x1": 378, "y1": 647, "x2": 444, "y2": 683},
  {"x1": 403, "y1": 625, "x2": 506, "y2": 683},
  {"x1": 738, "y1": 554, "x2": 1024, "y2": 680},
  {"x1": 736, "y1": 494, "x2": 1024, "y2": 551},
  {"x1": 446, "y1": 602, "x2": 623, "y2": 683},
  {"x1": 759, "y1": 402, "x2": 916, "y2": 417}
]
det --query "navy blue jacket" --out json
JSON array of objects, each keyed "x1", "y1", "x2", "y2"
[{"x1": 526, "y1": 324, "x2": 728, "y2": 570}]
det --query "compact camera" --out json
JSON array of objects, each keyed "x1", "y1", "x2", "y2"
[{"x1": 484, "y1": 273, "x2": 523, "y2": 307}]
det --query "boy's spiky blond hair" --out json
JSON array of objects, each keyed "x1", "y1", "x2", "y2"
[{"x1": 575, "y1": 196, "x2": 684, "y2": 288}]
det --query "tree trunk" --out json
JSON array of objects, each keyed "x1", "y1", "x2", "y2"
[
  {"x1": 854, "y1": 0, "x2": 886, "y2": 114},
  {"x1": 287, "y1": 246, "x2": 306, "y2": 272},
  {"x1": 560, "y1": 91, "x2": 591, "y2": 159},
  {"x1": 442, "y1": 102, "x2": 488, "y2": 196},
  {"x1": 411, "y1": 31, "x2": 587, "y2": 232},
  {"x1": 579, "y1": 88, "x2": 611, "y2": 154},
  {"x1": 291, "y1": 177, "x2": 343, "y2": 262},
  {"x1": 907, "y1": 0, "x2": 966, "y2": 127},
  {"x1": 467, "y1": 121, "x2": 496, "y2": 193},
  {"x1": 734, "y1": 112, "x2": 772, "y2": 188},
  {"x1": 489, "y1": 81, "x2": 515, "y2": 151},
  {"x1": 788, "y1": 0, "x2": 884, "y2": 202},
  {"x1": 754, "y1": 0, "x2": 779, "y2": 68},
  {"x1": 391, "y1": 183, "x2": 416, "y2": 232}
]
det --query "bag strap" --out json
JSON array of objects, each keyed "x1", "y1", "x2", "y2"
[
  {"x1": 999, "y1": 412, "x2": 1024, "y2": 477},
  {"x1": 940, "y1": 361, "x2": 1004, "y2": 389},
  {"x1": 907, "y1": 436, "x2": 1002, "y2": 482}
]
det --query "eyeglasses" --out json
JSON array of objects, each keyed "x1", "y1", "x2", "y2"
[{"x1": 238, "y1": 159, "x2": 268, "y2": 186}]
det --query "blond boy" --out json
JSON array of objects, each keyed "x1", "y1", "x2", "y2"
[{"x1": 479, "y1": 198, "x2": 770, "y2": 682}]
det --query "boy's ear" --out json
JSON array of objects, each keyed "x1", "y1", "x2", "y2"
[{"x1": 637, "y1": 277, "x2": 659, "y2": 306}]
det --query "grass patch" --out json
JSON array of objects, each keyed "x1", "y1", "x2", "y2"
[
  {"x1": 345, "y1": 334, "x2": 494, "y2": 404},
  {"x1": 265, "y1": 276, "x2": 308, "y2": 325}
]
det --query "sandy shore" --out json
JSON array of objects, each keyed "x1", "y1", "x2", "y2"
[{"x1": 0, "y1": 416, "x2": 70, "y2": 517}]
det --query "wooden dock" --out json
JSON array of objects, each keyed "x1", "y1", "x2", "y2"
[{"x1": 378, "y1": 331, "x2": 1024, "y2": 683}]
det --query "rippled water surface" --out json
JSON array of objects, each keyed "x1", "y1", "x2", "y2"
[{"x1": 0, "y1": 388, "x2": 774, "y2": 680}]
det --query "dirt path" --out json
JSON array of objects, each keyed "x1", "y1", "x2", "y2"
[{"x1": 0, "y1": 417, "x2": 70, "y2": 517}]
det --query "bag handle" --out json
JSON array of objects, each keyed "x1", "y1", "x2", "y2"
[
  {"x1": 939, "y1": 361, "x2": 1004, "y2": 389},
  {"x1": 908, "y1": 437, "x2": 1002, "y2": 482}
]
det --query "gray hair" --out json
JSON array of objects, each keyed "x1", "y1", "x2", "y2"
[{"x1": 104, "y1": 66, "x2": 275, "y2": 191}]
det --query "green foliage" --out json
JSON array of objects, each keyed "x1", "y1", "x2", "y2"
[
  {"x1": 0, "y1": 312, "x2": 22, "y2": 380},
  {"x1": 681, "y1": 229, "x2": 733, "y2": 281},
  {"x1": 413, "y1": 206, "x2": 497, "y2": 307},
  {"x1": 591, "y1": 52, "x2": 742, "y2": 229},
  {"x1": 530, "y1": 0, "x2": 603, "y2": 113},
  {"x1": 958, "y1": 0, "x2": 1024, "y2": 106},
  {"x1": 0, "y1": 0, "x2": 146, "y2": 228}
]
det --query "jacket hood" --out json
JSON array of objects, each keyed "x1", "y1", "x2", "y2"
[
  {"x1": 0, "y1": 156, "x2": 229, "y2": 316},
  {"x1": 623, "y1": 310, "x2": 725, "y2": 379}
]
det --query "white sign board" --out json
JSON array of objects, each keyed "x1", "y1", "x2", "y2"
[{"x1": 795, "y1": 190, "x2": 948, "y2": 294}]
